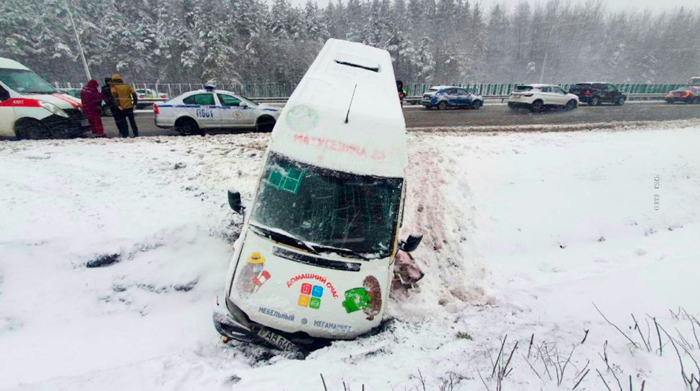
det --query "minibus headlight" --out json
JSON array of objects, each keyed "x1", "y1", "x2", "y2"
[{"x1": 39, "y1": 101, "x2": 69, "y2": 118}]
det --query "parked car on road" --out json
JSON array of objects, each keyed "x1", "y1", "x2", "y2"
[
  {"x1": 666, "y1": 87, "x2": 700, "y2": 104},
  {"x1": 154, "y1": 86, "x2": 281, "y2": 135},
  {"x1": 136, "y1": 88, "x2": 168, "y2": 100},
  {"x1": 507, "y1": 84, "x2": 579, "y2": 112},
  {"x1": 421, "y1": 86, "x2": 484, "y2": 110},
  {"x1": 0, "y1": 57, "x2": 89, "y2": 140},
  {"x1": 569, "y1": 82, "x2": 626, "y2": 106},
  {"x1": 135, "y1": 89, "x2": 169, "y2": 109}
]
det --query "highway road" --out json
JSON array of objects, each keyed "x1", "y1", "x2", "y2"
[{"x1": 102, "y1": 101, "x2": 700, "y2": 137}]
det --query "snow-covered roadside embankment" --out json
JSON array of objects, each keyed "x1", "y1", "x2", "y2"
[{"x1": 1, "y1": 123, "x2": 699, "y2": 390}]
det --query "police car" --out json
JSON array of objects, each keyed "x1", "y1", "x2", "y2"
[
  {"x1": 0, "y1": 57, "x2": 89, "y2": 140},
  {"x1": 154, "y1": 86, "x2": 281, "y2": 134}
]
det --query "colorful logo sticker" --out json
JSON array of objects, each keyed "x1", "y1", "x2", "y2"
[
  {"x1": 287, "y1": 274, "x2": 338, "y2": 299},
  {"x1": 236, "y1": 252, "x2": 272, "y2": 297},
  {"x1": 341, "y1": 276, "x2": 382, "y2": 321},
  {"x1": 297, "y1": 282, "x2": 323, "y2": 309}
]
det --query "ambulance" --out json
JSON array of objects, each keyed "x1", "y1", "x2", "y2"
[
  {"x1": 0, "y1": 57, "x2": 88, "y2": 139},
  {"x1": 213, "y1": 39, "x2": 422, "y2": 352}
]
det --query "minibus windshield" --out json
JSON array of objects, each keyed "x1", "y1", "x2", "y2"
[
  {"x1": 251, "y1": 152, "x2": 403, "y2": 259},
  {"x1": 0, "y1": 69, "x2": 56, "y2": 94}
]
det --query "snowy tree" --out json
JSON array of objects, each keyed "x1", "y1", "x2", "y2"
[{"x1": 0, "y1": 0, "x2": 698, "y2": 86}]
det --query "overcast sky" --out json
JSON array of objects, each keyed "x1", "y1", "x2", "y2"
[{"x1": 285, "y1": 0, "x2": 699, "y2": 13}]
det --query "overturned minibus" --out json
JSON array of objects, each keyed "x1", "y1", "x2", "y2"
[{"x1": 214, "y1": 39, "x2": 422, "y2": 352}]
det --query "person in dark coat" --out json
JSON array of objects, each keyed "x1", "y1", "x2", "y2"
[
  {"x1": 80, "y1": 80, "x2": 105, "y2": 137},
  {"x1": 102, "y1": 77, "x2": 126, "y2": 137}
]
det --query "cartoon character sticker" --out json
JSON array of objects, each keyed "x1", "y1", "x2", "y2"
[
  {"x1": 236, "y1": 252, "x2": 271, "y2": 297},
  {"x1": 341, "y1": 275, "x2": 382, "y2": 320}
]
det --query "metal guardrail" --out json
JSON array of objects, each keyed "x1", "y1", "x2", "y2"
[{"x1": 54, "y1": 81, "x2": 682, "y2": 107}]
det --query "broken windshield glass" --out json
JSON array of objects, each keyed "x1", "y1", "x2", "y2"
[{"x1": 250, "y1": 151, "x2": 403, "y2": 259}]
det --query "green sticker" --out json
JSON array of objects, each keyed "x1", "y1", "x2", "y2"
[
  {"x1": 342, "y1": 288, "x2": 371, "y2": 313},
  {"x1": 310, "y1": 297, "x2": 321, "y2": 310},
  {"x1": 267, "y1": 170, "x2": 283, "y2": 188},
  {"x1": 281, "y1": 169, "x2": 304, "y2": 194},
  {"x1": 267, "y1": 168, "x2": 304, "y2": 194}
]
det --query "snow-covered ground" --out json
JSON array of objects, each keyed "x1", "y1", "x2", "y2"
[{"x1": 1, "y1": 122, "x2": 699, "y2": 390}]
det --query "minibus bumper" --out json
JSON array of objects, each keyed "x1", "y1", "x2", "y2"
[{"x1": 212, "y1": 294, "x2": 331, "y2": 354}]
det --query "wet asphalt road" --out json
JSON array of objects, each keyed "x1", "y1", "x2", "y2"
[{"x1": 101, "y1": 101, "x2": 700, "y2": 137}]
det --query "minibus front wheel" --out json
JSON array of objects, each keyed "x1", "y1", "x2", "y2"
[{"x1": 14, "y1": 119, "x2": 52, "y2": 140}]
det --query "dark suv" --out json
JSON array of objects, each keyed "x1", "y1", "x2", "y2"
[{"x1": 569, "y1": 83, "x2": 626, "y2": 106}]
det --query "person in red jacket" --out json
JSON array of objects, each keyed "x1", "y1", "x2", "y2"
[{"x1": 80, "y1": 80, "x2": 106, "y2": 138}]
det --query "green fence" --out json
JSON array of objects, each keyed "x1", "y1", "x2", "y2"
[{"x1": 54, "y1": 81, "x2": 686, "y2": 98}]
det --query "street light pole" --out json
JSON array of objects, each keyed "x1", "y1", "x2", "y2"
[{"x1": 64, "y1": 0, "x2": 91, "y2": 81}]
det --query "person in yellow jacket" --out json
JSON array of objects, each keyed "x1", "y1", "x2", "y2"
[{"x1": 110, "y1": 74, "x2": 139, "y2": 137}]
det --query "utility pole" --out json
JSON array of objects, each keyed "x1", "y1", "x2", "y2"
[{"x1": 64, "y1": 0, "x2": 91, "y2": 81}]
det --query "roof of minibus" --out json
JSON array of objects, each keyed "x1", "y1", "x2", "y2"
[
  {"x1": 0, "y1": 58, "x2": 30, "y2": 71},
  {"x1": 268, "y1": 39, "x2": 407, "y2": 178}
]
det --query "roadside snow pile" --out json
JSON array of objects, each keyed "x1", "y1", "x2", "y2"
[{"x1": 1, "y1": 125, "x2": 699, "y2": 390}]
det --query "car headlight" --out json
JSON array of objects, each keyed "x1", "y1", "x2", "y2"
[{"x1": 39, "y1": 101, "x2": 69, "y2": 118}]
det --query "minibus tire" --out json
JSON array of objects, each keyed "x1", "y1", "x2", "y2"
[
  {"x1": 256, "y1": 116, "x2": 276, "y2": 133},
  {"x1": 15, "y1": 119, "x2": 52, "y2": 140}
]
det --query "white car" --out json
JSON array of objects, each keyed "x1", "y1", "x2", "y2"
[
  {"x1": 0, "y1": 57, "x2": 89, "y2": 139},
  {"x1": 507, "y1": 84, "x2": 579, "y2": 112},
  {"x1": 135, "y1": 88, "x2": 168, "y2": 100},
  {"x1": 154, "y1": 87, "x2": 281, "y2": 134}
]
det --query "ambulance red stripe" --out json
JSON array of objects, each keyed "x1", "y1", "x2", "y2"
[
  {"x1": 52, "y1": 93, "x2": 81, "y2": 109},
  {"x1": 0, "y1": 98, "x2": 42, "y2": 108}
]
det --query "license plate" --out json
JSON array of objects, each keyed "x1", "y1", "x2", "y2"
[
  {"x1": 257, "y1": 328, "x2": 298, "y2": 352},
  {"x1": 81, "y1": 119, "x2": 90, "y2": 127}
]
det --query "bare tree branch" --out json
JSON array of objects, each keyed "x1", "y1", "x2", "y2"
[
  {"x1": 477, "y1": 368, "x2": 491, "y2": 391},
  {"x1": 581, "y1": 329, "x2": 590, "y2": 345},
  {"x1": 597, "y1": 369, "x2": 613, "y2": 391},
  {"x1": 632, "y1": 314, "x2": 651, "y2": 352},
  {"x1": 492, "y1": 336, "x2": 508, "y2": 377},
  {"x1": 573, "y1": 369, "x2": 590, "y2": 390},
  {"x1": 521, "y1": 353, "x2": 543, "y2": 381},
  {"x1": 593, "y1": 302, "x2": 639, "y2": 348}
]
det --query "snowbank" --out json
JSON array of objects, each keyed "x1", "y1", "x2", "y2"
[{"x1": 1, "y1": 124, "x2": 699, "y2": 390}]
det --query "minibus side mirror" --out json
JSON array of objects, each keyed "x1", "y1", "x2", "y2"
[
  {"x1": 400, "y1": 233, "x2": 423, "y2": 253},
  {"x1": 228, "y1": 189, "x2": 244, "y2": 215}
]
